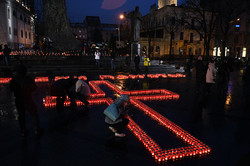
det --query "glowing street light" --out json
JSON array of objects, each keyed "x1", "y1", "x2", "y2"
[{"x1": 118, "y1": 14, "x2": 124, "y2": 47}]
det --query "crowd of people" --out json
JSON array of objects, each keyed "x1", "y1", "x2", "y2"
[
  {"x1": 8, "y1": 64, "x2": 131, "y2": 139},
  {"x1": 193, "y1": 55, "x2": 250, "y2": 121}
]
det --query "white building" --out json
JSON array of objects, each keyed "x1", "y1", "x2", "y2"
[
  {"x1": 158, "y1": 0, "x2": 177, "y2": 9},
  {"x1": 0, "y1": 0, "x2": 34, "y2": 49}
]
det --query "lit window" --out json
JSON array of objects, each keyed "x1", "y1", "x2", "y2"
[
  {"x1": 236, "y1": 25, "x2": 240, "y2": 28},
  {"x1": 242, "y1": 48, "x2": 247, "y2": 57}
]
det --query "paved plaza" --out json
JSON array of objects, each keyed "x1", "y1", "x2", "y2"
[{"x1": 0, "y1": 62, "x2": 250, "y2": 166}]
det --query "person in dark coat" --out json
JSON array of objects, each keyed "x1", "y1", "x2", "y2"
[
  {"x1": 134, "y1": 53, "x2": 140, "y2": 73},
  {"x1": 50, "y1": 78, "x2": 90, "y2": 112},
  {"x1": 3, "y1": 44, "x2": 11, "y2": 65},
  {"x1": 195, "y1": 56, "x2": 206, "y2": 95},
  {"x1": 125, "y1": 53, "x2": 131, "y2": 72},
  {"x1": 105, "y1": 95, "x2": 130, "y2": 137},
  {"x1": 216, "y1": 59, "x2": 231, "y2": 99},
  {"x1": 10, "y1": 65, "x2": 42, "y2": 137},
  {"x1": 192, "y1": 56, "x2": 206, "y2": 121}
]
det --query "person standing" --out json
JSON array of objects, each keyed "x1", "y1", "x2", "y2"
[
  {"x1": 205, "y1": 58, "x2": 217, "y2": 105},
  {"x1": 143, "y1": 54, "x2": 150, "y2": 75},
  {"x1": 105, "y1": 95, "x2": 130, "y2": 137},
  {"x1": 195, "y1": 56, "x2": 206, "y2": 95},
  {"x1": 110, "y1": 49, "x2": 116, "y2": 70},
  {"x1": 94, "y1": 49, "x2": 101, "y2": 68},
  {"x1": 3, "y1": 44, "x2": 11, "y2": 66},
  {"x1": 134, "y1": 53, "x2": 140, "y2": 73},
  {"x1": 10, "y1": 65, "x2": 43, "y2": 137},
  {"x1": 125, "y1": 53, "x2": 131, "y2": 72}
]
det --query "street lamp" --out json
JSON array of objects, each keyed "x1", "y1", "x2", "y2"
[{"x1": 118, "y1": 14, "x2": 124, "y2": 47}]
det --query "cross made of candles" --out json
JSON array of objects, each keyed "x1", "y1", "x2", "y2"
[{"x1": 43, "y1": 75, "x2": 210, "y2": 164}]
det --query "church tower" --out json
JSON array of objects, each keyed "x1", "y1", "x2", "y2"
[{"x1": 158, "y1": 0, "x2": 177, "y2": 9}]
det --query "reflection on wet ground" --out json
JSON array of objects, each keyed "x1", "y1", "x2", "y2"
[{"x1": 0, "y1": 70, "x2": 250, "y2": 166}]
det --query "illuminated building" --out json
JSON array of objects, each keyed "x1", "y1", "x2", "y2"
[
  {"x1": 139, "y1": 3, "x2": 214, "y2": 58},
  {"x1": 0, "y1": 0, "x2": 35, "y2": 49}
]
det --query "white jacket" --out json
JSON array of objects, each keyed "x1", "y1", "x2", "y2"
[
  {"x1": 94, "y1": 51, "x2": 101, "y2": 60},
  {"x1": 206, "y1": 62, "x2": 217, "y2": 83}
]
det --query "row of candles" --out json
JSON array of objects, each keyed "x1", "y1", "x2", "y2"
[
  {"x1": 128, "y1": 98, "x2": 211, "y2": 163},
  {"x1": 43, "y1": 80, "x2": 211, "y2": 163},
  {"x1": 0, "y1": 75, "x2": 88, "y2": 84},
  {"x1": 0, "y1": 73, "x2": 185, "y2": 84},
  {"x1": 0, "y1": 51, "x2": 82, "y2": 56},
  {"x1": 100, "y1": 73, "x2": 186, "y2": 80}
]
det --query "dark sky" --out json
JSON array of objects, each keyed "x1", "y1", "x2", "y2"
[{"x1": 66, "y1": 0, "x2": 182, "y2": 24}]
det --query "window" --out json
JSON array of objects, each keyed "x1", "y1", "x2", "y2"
[
  {"x1": 191, "y1": 19, "x2": 195, "y2": 29},
  {"x1": 234, "y1": 37, "x2": 238, "y2": 43},
  {"x1": 7, "y1": 8, "x2": 10, "y2": 19},
  {"x1": 25, "y1": 31, "x2": 27, "y2": 38},
  {"x1": 156, "y1": 29, "x2": 163, "y2": 38},
  {"x1": 171, "y1": 17, "x2": 175, "y2": 25},
  {"x1": 20, "y1": 14, "x2": 23, "y2": 20},
  {"x1": 14, "y1": 28, "x2": 18, "y2": 36},
  {"x1": 24, "y1": 17, "x2": 27, "y2": 23},
  {"x1": 190, "y1": 33, "x2": 193, "y2": 43},
  {"x1": 181, "y1": 17, "x2": 185, "y2": 25},
  {"x1": 13, "y1": 10, "x2": 17, "y2": 17},
  {"x1": 29, "y1": 32, "x2": 31, "y2": 39},
  {"x1": 200, "y1": 34, "x2": 203, "y2": 41},
  {"x1": 21, "y1": 30, "x2": 23, "y2": 38},
  {"x1": 180, "y1": 32, "x2": 184, "y2": 40},
  {"x1": 9, "y1": 27, "x2": 11, "y2": 35},
  {"x1": 171, "y1": 32, "x2": 175, "y2": 40}
]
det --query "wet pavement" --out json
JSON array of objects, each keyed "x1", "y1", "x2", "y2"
[{"x1": 0, "y1": 65, "x2": 250, "y2": 166}]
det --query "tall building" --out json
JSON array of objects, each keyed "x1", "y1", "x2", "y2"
[
  {"x1": 0, "y1": 0, "x2": 34, "y2": 49},
  {"x1": 139, "y1": 5, "x2": 213, "y2": 58},
  {"x1": 158, "y1": 0, "x2": 177, "y2": 9}
]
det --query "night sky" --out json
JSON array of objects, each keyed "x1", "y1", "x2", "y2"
[{"x1": 66, "y1": 0, "x2": 182, "y2": 24}]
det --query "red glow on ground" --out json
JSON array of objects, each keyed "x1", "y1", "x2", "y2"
[{"x1": 43, "y1": 78, "x2": 210, "y2": 163}]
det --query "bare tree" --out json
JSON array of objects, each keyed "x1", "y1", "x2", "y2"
[
  {"x1": 182, "y1": 0, "x2": 217, "y2": 59},
  {"x1": 164, "y1": 11, "x2": 180, "y2": 59},
  {"x1": 43, "y1": 0, "x2": 81, "y2": 50}
]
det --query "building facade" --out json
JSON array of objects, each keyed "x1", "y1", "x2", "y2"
[
  {"x1": 225, "y1": 10, "x2": 250, "y2": 58},
  {"x1": 139, "y1": 5, "x2": 210, "y2": 59},
  {"x1": 0, "y1": 0, "x2": 34, "y2": 49},
  {"x1": 158, "y1": 0, "x2": 177, "y2": 9},
  {"x1": 71, "y1": 23, "x2": 87, "y2": 42}
]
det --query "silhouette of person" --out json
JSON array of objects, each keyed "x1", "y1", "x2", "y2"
[
  {"x1": 143, "y1": 54, "x2": 150, "y2": 75},
  {"x1": 195, "y1": 56, "x2": 206, "y2": 95},
  {"x1": 10, "y1": 65, "x2": 43, "y2": 137},
  {"x1": 50, "y1": 78, "x2": 90, "y2": 112},
  {"x1": 134, "y1": 53, "x2": 140, "y2": 73},
  {"x1": 125, "y1": 53, "x2": 131, "y2": 72},
  {"x1": 3, "y1": 44, "x2": 11, "y2": 66},
  {"x1": 105, "y1": 95, "x2": 130, "y2": 137}
]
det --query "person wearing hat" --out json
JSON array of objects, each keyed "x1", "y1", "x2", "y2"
[{"x1": 105, "y1": 94, "x2": 130, "y2": 137}]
